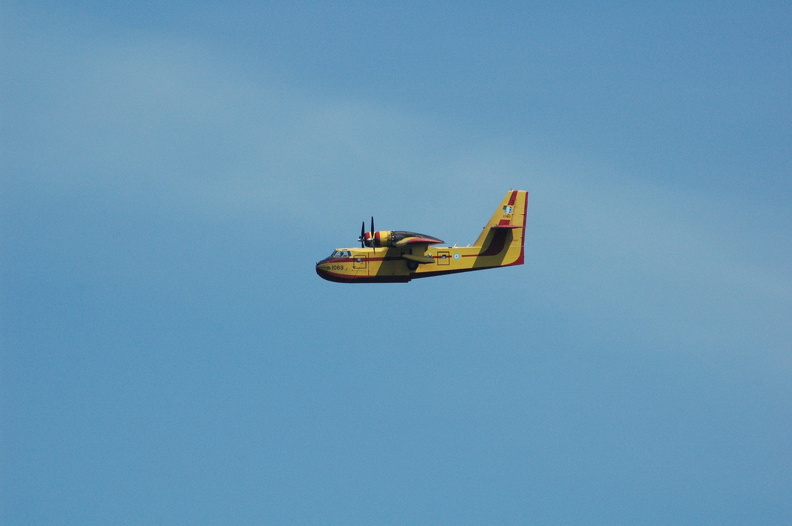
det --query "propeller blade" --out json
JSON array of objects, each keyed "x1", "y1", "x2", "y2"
[
  {"x1": 360, "y1": 221, "x2": 365, "y2": 247},
  {"x1": 370, "y1": 217, "x2": 375, "y2": 252}
]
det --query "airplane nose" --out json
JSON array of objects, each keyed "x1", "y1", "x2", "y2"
[{"x1": 315, "y1": 263, "x2": 331, "y2": 281}]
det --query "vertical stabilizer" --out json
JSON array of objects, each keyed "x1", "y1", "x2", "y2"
[{"x1": 473, "y1": 190, "x2": 528, "y2": 266}]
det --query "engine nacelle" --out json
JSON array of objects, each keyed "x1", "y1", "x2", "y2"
[
  {"x1": 364, "y1": 230, "x2": 442, "y2": 248},
  {"x1": 362, "y1": 230, "x2": 393, "y2": 247},
  {"x1": 371, "y1": 230, "x2": 392, "y2": 247}
]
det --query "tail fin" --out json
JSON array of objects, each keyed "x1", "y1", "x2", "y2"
[{"x1": 473, "y1": 190, "x2": 529, "y2": 266}]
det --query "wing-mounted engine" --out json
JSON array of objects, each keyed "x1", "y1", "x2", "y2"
[{"x1": 358, "y1": 217, "x2": 444, "y2": 249}]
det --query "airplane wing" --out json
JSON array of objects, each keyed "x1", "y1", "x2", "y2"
[
  {"x1": 401, "y1": 251, "x2": 435, "y2": 264},
  {"x1": 393, "y1": 236, "x2": 444, "y2": 247},
  {"x1": 391, "y1": 232, "x2": 444, "y2": 265},
  {"x1": 391, "y1": 231, "x2": 444, "y2": 247}
]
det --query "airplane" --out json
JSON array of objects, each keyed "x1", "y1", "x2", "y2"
[{"x1": 316, "y1": 189, "x2": 528, "y2": 283}]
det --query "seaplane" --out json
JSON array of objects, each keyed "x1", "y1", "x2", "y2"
[{"x1": 316, "y1": 190, "x2": 528, "y2": 283}]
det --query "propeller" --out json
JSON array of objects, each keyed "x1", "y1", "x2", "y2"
[
  {"x1": 370, "y1": 217, "x2": 375, "y2": 252},
  {"x1": 357, "y1": 217, "x2": 376, "y2": 251}
]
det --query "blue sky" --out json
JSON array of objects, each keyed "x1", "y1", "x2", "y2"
[{"x1": 2, "y1": 2, "x2": 791, "y2": 524}]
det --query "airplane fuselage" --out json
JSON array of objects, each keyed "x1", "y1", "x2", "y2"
[
  {"x1": 316, "y1": 230, "x2": 522, "y2": 283},
  {"x1": 316, "y1": 190, "x2": 528, "y2": 283}
]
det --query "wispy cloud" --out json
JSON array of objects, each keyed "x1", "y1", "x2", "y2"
[
  {"x1": 4, "y1": 5, "x2": 789, "y2": 358},
  {"x1": 3, "y1": 10, "x2": 469, "y2": 218}
]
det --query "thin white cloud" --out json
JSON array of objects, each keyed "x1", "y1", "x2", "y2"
[
  {"x1": 3, "y1": 10, "x2": 449, "y2": 216},
  {"x1": 4, "y1": 5, "x2": 789, "y2": 358}
]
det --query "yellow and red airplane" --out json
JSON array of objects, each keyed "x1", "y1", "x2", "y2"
[{"x1": 316, "y1": 189, "x2": 528, "y2": 283}]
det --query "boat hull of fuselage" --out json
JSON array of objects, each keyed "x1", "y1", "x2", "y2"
[{"x1": 315, "y1": 238, "x2": 522, "y2": 283}]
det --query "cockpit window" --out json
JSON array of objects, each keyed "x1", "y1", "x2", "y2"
[{"x1": 331, "y1": 250, "x2": 351, "y2": 258}]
